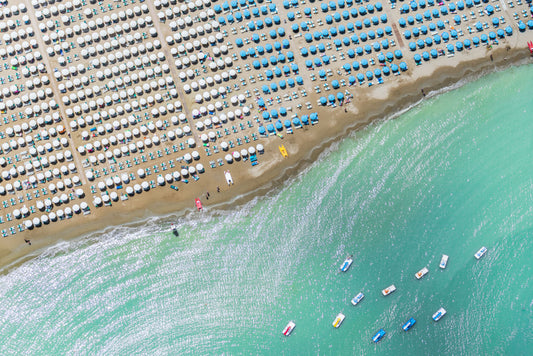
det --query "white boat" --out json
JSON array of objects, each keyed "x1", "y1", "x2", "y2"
[
  {"x1": 432, "y1": 307, "x2": 446, "y2": 322},
  {"x1": 381, "y1": 284, "x2": 396, "y2": 296},
  {"x1": 474, "y1": 246, "x2": 487, "y2": 259},
  {"x1": 282, "y1": 321, "x2": 296, "y2": 336},
  {"x1": 415, "y1": 267, "x2": 429, "y2": 280},
  {"x1": 351, "y1": 292, "x2": 364, "y2": 306},
  {"x1": 439, "y1": 254, "x2": 449, "y2": 269},
  {"x1": 340, "y1": 256, "x2": 353, "y2": 272},
  {"x1": 332, "y1": 313, "x2": 345, "y2": 328}
]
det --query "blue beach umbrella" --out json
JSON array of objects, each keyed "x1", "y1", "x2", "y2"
[
  {"x1": 332, "y1": 80, "x2": 340, "y2": 88},
  {"x1": 357, "y1": 73, "x2": 365, "y2": 82},
  {"x1": 352, "y1": 61, "x2": 360, "y2": 70},
  {"x1": 287, "y1": 78, "x2": 295, "y2": 87},
  {"x1": 328, "y1": 94, "x2": 336, "y2": 102},
  {"x1": 263, "y1": 112, "x2": 271, "y2": 120},
  {"x1": 399, "y1": 62, "x2": 408, "y2": 71},
  {"x1": 349, "y1": 75, "x2": 356, "y2": 84},
  {"x1": 430, "y1": 48, "x2": 438, "y2": 58},
  {"x1": 292, "y1": 117, "x2": 301, "y2": 126},
  {"x1": 382, "y1": 66, "x2": 390, "y2": 76}
]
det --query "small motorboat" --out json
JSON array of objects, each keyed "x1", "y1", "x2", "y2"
[
  {"x1": 402, "y1": 318, "x2": 416, "y2": 331},
  {"x1": 340, "y1": 256, "x2": 353, "y2": 272},
  {"x1": 415, "y1": 267, "x2": 429, "y2": 280},
  {"x1": 474, "y1": 246, "x2": 487, "y2": 259},
  {"x1": 439, "y1": 254, "x2": 449, "y2": 269},
  {"x1": 351, "y1": 292, "x2": 364, "y2": 306},
  {"x1": 282, "y1": 321, "x2": 296, "y2": 336},
  {"x1": 372, "y1": 329, "x2": 386, "y2": 343},
  {"x1": 195, "y1": 198, "x2": 203, "y2": 211},
  {"x1": 382, "y1": 284, "x2": 396, "y2": 296},
  {"x1": 332, "y1": 313, "x2": 345, "y2": 328},
  {"x1": 432, "y1": 307, "x2": 446, "y2": 322}
]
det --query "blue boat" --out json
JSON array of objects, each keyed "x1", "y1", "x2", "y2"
[
  {"x1": 402, "y1": 318, "x2": 416, "y2": 331},
  {"x1": 340, "y1": 256, "x2": 353, "y2": 272},
  {"x1": 351, "y1": 292, "x2": 364, "y2": 306},
  {"x1": 432, "y1": 307, "x2": 446, "y2": 321},
  {"x1": 372, "y1": 329, "x2": 386, "y2": 343}
]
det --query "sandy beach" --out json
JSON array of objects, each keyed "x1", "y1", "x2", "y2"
[{"x1": 0, "y1": 0, "x2": 532, "y2": 271}]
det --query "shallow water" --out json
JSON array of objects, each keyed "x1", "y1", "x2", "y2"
[{"x1": 1, "y1": 65, "x2": 532, "y2": 355}]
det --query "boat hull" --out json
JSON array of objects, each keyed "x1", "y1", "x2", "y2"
[
  {"x1": 351, "y1": 292, "x2": 364, "y2": 306},
  {"x1": 432, "y1": 308, "x2": 447, "y2": 322},
  {"x1": 474, "y1": 247, "x2": 487, "y2": 259},
  {"x1": 332, "y1": 313, "x2": 345, "y2": 328},
  {"x1": 283, "y1": 322, "x2": 295, "y2": 336},
  {"x1": 439, "y1": 255, "x2": 449, "y2": 269},
  {"x1": 340, "y1": 258, "x2": 353, "y2": 272},
  {"x1": 382, "y1": 285, "x2": 396, "y2": 296},
  {"x1": 372, "y1": 329, "x2": 386, "y2": 343},
  {"x1": 402, "y1": 318, "x2": 416, "y2": 331}
]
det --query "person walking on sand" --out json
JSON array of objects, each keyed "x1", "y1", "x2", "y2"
[{"x1": 217, "y1": 186, "x2": 220, "y2": 193}]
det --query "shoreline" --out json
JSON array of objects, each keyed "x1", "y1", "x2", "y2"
[{"x1": 1, "y1": 47, "x2": 530, "y2": 274}]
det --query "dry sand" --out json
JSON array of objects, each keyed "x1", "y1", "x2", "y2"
[{"x1": 0, "y1": 0, "x2": 532, "y2": 272}]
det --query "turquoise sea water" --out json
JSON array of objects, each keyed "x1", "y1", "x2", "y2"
[{"x1": 1, "y1": 65, "x2": 533, "y2": 355}]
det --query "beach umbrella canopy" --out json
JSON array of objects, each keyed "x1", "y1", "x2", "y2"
[
  {"x1": 505, "y1": 26, "x2": 512, "y2": 36},
  {"x1": 349, "y1": 75, "x2": 356, "y2": 84},
  {"x1": 391, "y1": 63, "x2": 399, "y2": 72},
  {"x1": 382, "y1": 66, "x2": 390, "y2": 76},
  {"x1": 267, "y1": 124, "x2": 275, "y2": 132},
  {"x1": 302, "y1": 115, "x2": 309, "y2": 125},
  {"x1": 328, "y1": 94, "x2": 335, "y2": 102},
  {"x1": 332, "y1": 80, "x2": 340, "y2": 89},
  {"x1": 399, "y1": 62, "x2": 408, "y2": 71},
  {"x1": 430, "y1": 48, "x2": 438, "y2": 58},
  {"x1": 337, "y1": 92, "x2": 344, "y2": 101},
  {"x1": 357, "y1": 73, "x2": 364, "y2": 82},
  {"x1": 287, "y1": 78, "x2": 295, "y2": 87}
]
